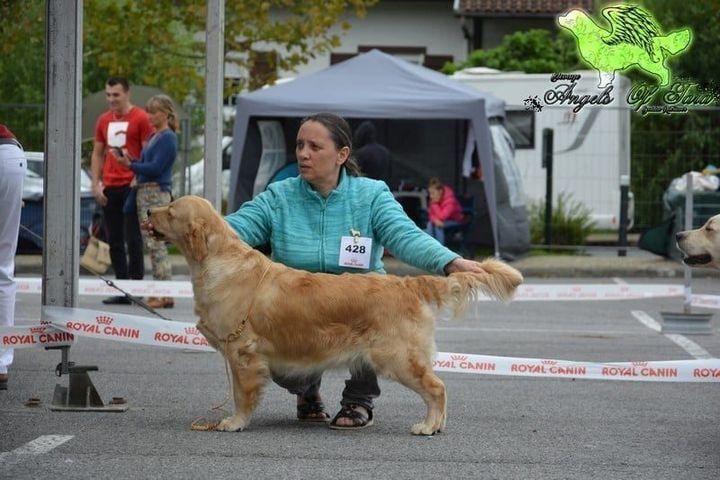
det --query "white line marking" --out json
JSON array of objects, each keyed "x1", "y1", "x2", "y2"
[
  {"x1": 664, "y1": 334, "x2": 713, "y2": 359},
  {"x1": 0, "y1": 435, "x2": 74, "y2": 466},
  {"x1": 631, "y1": 310, "x2": 714, "y2": 359},
  {"x1": 438, "y1": 326, "x2": 643, "y2": 336},
  {"x1": 11, "y1": 435, "x2": 73, "y2": 455},
  {"x1": 631, "y1": 310, "x2": 661, "y2": 332},
  {"x1": 613, "y1": 277, "x2": 628, "y2": 285}
]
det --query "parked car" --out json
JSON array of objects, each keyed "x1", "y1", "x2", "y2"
[
  {"x1": 17, "y1": 151, "x2": 97, "y2": 253},
  {"x1": 172, "y1": 136, "x2": 233, "y2": 199}
]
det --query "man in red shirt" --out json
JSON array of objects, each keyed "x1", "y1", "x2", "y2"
[{"x1": 90, "y1": 77, "x2": 153, "y2": 304}]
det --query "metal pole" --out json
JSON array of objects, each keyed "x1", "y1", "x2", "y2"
[
  {"x1": 203, "y1": 0, "x2": 225, "y2": 210},
  {"x1": 683, "y1": 172, "x2": 693, "y2": 314},
  {"x1": 618, "y1": 174, "x2": 630, "y2": 257},
  {"x1": 179, "y1": 116, "x2": 191, "y2": 197},
  {"x1": 43, "y1": 0, "x2": 82, "y2": 373},
  {"x1": 542, "y1": 128, "x2": 553, "y2": 246}
]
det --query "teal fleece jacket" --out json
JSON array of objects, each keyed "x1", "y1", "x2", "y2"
[{"x1": 224, "y1": 169, "x2": 460, "y2": 274}]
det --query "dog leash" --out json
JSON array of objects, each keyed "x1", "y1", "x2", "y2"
[
  {"x1": 18, "y1": 223, "x2": 173, "y2": 321},
  {"x1": 191, "y1": 262, "x2": 273, "y2": 432}
]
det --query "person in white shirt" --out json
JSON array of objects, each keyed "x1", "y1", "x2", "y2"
[{"x1": 0, "y1": 124, "x2": 27, "y2": 390}]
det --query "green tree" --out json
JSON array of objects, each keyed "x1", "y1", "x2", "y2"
[
  {"x1": 0, "y1": 0, "x2": 376, "y2": 149},
  {"x1": 1, "y1": 1, "x2": 378, "y2": 98},
  {"x1": 626, "y1": 0, "x2": 720, "y2": 229},
  {"x1": 442, "y1": 29, "x2": 581, "y2": 74},
  {"x1": 0, "y1": 1, "x2": 45, "y2": 103},
  {"x1": 633, "y1": 0, "x2": 719, "y2": 88}
]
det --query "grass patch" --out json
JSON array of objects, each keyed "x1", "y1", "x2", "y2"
[{"x1": 528, "y1": 192, "x2": 595, "y2": 246}]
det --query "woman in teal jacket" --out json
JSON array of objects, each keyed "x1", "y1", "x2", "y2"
[{"x1": 225, "y1": 113, "x2": 487, "y2": 430}]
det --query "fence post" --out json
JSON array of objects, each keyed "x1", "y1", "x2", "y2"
[
  {"x1": 43, "y1": 0, "x2": 81, "y2": 349},
  {"x1": 203, "y1": 0, "x2": 225, "y2": 210},
  {"x1": 683, "y1": 172, "x2": 693, "y2": 314},
  {"x1": 542, "y1": 128, "x2": 554, "y2": 246},
  {"x1": 179, "y1": 116, "x2": 191, "y2": 197},
  {"x1": 44, "y1": 1, "x2": 127, "y2": 411},
  {"x1": 618, "y1": 174, "x2": 630, "y2": 256}
]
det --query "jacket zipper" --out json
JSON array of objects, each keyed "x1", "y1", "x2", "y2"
[{"x1": 319, "y1": 197, "x2": 327, "y2": 272}]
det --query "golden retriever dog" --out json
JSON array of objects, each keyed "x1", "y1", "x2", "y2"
[
  {"x1": 148, "y1": 196, "x2": 523, "y2": 435},
  {"x1": 676, "y1": 214, "x2": 720, "y2": 269}
]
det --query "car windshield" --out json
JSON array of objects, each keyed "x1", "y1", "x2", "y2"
[{"x1": 27, "y1": 160, "x2": 43, "y2": 178}]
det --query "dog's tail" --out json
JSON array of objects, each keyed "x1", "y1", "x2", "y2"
[{"x1": 409, "y1": 258, "x2": 523, "y2": 319}]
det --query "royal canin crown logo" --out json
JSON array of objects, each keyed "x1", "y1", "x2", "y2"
[
  {"x1": 40, "y1": 320, "x2": 51, "y2": 325},
  {"x1": 95, "y1": 315, "x2": 114, "y2": 325},
  {"x1": 184, "y1": 327, "x2": 200, "y2": 335},
  {"x1": 30, "y1": 326, "x2": 46, "y2": 334},
  {"x1": 632, "y1": 361, "x2": 648, "y2": 367},
  {"x1": 450, "y1": 355, "x2": 468, "y2": 361},
  {"x1": 541, "y1": 360, "x2": 558, "y2": 365}
]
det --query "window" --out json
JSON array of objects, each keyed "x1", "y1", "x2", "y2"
[{"x1": 504, "y1": 110, "x2": 535, "y2": 149}]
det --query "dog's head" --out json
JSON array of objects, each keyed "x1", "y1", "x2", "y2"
[
  {"x1": 676, "y1": 214, "x2": 720, "y2": 269},
  {"x1": 148, "y1": 195, "x2": 228, "y2": 263}
]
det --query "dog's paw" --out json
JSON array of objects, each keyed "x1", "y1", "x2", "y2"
[
  {"x1": 411, "y1": 422, "x2": 439, "y2": 436},
  {"x1": 216, "y1": 415, "x2": 247, "y2": 432}
]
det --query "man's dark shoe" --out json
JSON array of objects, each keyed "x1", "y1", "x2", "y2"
[
  {"x1": 0, "y1": 373, "x2": 8, "y2": 390},
  {"x1": 102, "y1": 296, "x2": 132, "y2": 305}
]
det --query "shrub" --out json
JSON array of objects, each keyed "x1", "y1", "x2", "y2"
[{"x1": 528, "y1": 192, "x2": 595, "y2": 245}]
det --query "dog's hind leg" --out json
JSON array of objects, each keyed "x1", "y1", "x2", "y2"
[
  {"x1": 371, "y1": 347, "x2": 446, "y2": 436},
  {"x1": 216, "y1": 348, "x2": 269, "y2": 432}
]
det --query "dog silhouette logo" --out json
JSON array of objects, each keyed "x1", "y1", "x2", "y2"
[{"x1": 558, "y1": 4, "x2": 691, "y2": 88}]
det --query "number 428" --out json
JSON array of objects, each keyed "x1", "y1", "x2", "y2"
[{"x1": 345, "y1": 244, "x2": 366, "y2": 254}]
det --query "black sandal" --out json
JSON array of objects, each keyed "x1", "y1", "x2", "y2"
[
  {"x1": 297, "y1": 400, "x2": 330, "y2": 422},
  {"x1": 329, "y1": 404, "x2": 374, "y2": 430}
]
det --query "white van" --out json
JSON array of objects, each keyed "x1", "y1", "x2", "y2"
[{"x1": 452, "y1": 68, "x2": 633, "y2": 230}]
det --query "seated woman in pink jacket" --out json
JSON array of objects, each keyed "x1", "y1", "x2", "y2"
[{"x1": 425, "y1": 177, "x2": 465, "y2": 245}]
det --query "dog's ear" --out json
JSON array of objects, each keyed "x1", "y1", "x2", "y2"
[{"x1": 185, "y1": 221, "x2": 208, "y2": 262}]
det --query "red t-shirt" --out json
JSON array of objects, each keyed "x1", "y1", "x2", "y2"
[
  {"x1": 94, "y1": 107, "x2": 153, "y2": 187},
  {"x1": 0, "y1": 124, "x2": 17, "y2": 139}
]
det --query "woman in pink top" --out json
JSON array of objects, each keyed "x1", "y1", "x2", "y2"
[{"x1": 425, "y1": 177, "x2": 464, "y2": 245}]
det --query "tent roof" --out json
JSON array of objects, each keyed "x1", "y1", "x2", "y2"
[{"x1": 235, "y1": 49, "x2": 505, "y2": 119}]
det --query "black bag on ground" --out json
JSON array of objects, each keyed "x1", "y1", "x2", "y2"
[{"x1": 638, "y1": 214, "x2": 675, "y2": 257}]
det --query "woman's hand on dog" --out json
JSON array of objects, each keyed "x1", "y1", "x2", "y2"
[{"x1": 444, "y1": 258, "x2": 487, "y2": 275}]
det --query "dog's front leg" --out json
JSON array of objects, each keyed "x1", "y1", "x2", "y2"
[{"x1": 216, "y1": 347, "x2": 269, "y2": 432}]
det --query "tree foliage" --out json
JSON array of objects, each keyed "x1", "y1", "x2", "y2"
[
  {"x1": 632, "y1": 0, "x2": 719, "y2": 88},
  {"x1": 626, "y1": 0, "x2": 720, "y2": 229},
  {"x1": 0, "y1": 0, "x2": 377, "y2": 103},
  {"x1": 442, "y1": 29, "x2": 581, "y2": 75},
  {"x1": 0, "y1": 0, "x2": 46, "y2": 104},
  {"x1": 0, "y1": 0, "x2": 376, "y2": 149}
]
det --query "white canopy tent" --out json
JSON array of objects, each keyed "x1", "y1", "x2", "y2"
[{"x1": 229, "y1": 49, "x2": 505, "y2": 254}]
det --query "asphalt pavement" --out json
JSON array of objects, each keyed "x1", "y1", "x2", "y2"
[{"x1": 2, "y1": 251, "x2": 720, "y2": 479}]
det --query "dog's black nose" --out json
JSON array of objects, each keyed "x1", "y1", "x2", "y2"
[
  {"x1": 147, "y1": 209, "x2": 152, "y2": 217},
  {"x1": 676, "y1": 232, "x2": 685, "y2": 241}
]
